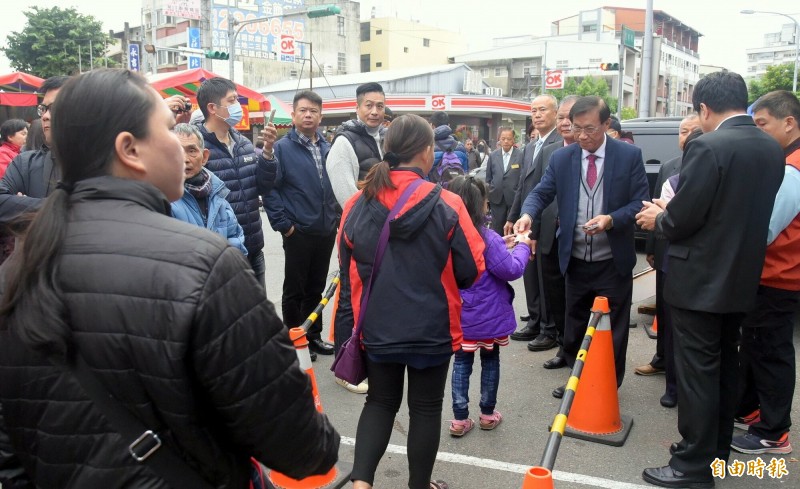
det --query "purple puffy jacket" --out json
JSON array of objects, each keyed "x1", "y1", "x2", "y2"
[{"x1": 460, "y1": 229, "x2": 531, "y2": 340}]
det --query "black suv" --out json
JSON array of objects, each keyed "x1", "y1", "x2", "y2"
[{"x1": 621, "y1": 116, "x2": 683, "y2": 197}]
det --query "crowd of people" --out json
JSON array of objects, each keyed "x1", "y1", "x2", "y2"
[{"x1": 0, "y1": 67, "x2": 796, "y2": 489}]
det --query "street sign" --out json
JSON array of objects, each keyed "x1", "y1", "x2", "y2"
[
  {"x1": 187, "y1": 27, "x2": 202, "y2": 49},
  {"x1": 128, "y1": 43, "x2": 140, "y2": 72},
  {"x1": 545, "y1": 70, "x2": 564, "y2": 90},
  {"x1": 622, "y1": 25, "x2": 635, "y2": 49},
  {"x1": 188, "y1": 56, "x2": 201, "y2": 69},
  {"x1": 280, "y1": 35, "x2": 295, "y2": 62}
]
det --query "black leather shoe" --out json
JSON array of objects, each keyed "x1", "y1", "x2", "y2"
[
  {"x1": 642, "y1": 466, "x2": 714, "y2": 488},
  {"x1": 510, "y1": 323, "x2": 539, "y2": 341},
  {"x1": 310, "y1": 350, "x2": 318, "y2": 362},
  {"x1": 552, "y1": 384, "x2": 566, "y2": 399},
  {"x1": 660, "y1": 393, "x2": 677, "y2": 408},
  {"x1": 519, "y1": 314, "x2": 530, "y2": 322},
  {"x1": 308, "y1": 338, "x2": 334, "y2": 355},
  {"x1": 528, "y1": 335, "x2": 557, "y2": 352},
  {"x1": 543, "y1": 356, "x2": 567, "y2": 369}
]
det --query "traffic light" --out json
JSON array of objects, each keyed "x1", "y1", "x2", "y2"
[
  {"x1": 600, "y1": 62, "x2": 620, "y2": 71},
  {"x1": 307, "y1": 4, "x2": 342, "y2": 18},
  {"x1": 205, "y1": 50, "x2": 229, "y2": 60}
]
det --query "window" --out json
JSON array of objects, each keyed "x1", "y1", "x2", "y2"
[
  {"x1": 338, "y1": 52, "x2": 346, "y2": 73},
  {"x1": 480, "y1": 68, "x2": 490, "y2": 77},
  {"x1": 494, "y1": 67, "x2": 508, "y2": 77},
  {"x1": 338, "y1": 16, "x2": 345, "y2": 37},
  {"x1": 522, "y1": 61, "x2": 537, "y2": 76},
  {"x1": 376, "y1": 61, "x2": 383, "y2": 68},
  {"x1": 360, "y1": 54, "x2": 371, "y2": 72},
  {"x1": 556, "y1": 59, "x2": 568, "y2": 68},
  {"x1": 423, "y1": 38, "x2": 430, "y2": 47},
  {"x1": 589, "y1": 58, "x2": 602, "y2": 64},
  {"x1": 376, "y1": 29, "x2": 382, "y2": 35},
  {"x1": 582, "y1": 24, "x2": 597, "y2": 33},
  {"x1": 360, "y1": 22, "x2": 371, "y2": 42},
  {"x1": 404, "y1": 47, "x2": 409, "y2": 53}
]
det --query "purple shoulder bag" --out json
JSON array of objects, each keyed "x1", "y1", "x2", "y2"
[{"x1": 331, "y1": 179, "x2": 425, "y2": 384}]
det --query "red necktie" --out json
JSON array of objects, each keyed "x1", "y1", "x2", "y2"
[{"x1": 587, "y1": 153, "x2": 597, "y2": 189}]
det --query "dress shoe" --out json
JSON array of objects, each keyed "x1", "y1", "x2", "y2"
[
  {"x1": 310, "y1": 350, "x2": 318, "y2": 362},
  {"x1": 642, "y1": 466, "x2": 714, "y2": 488},
  {"x1": 527, "y1": 335, "x2": 557, "y2": 352},
  {"x1": 519, "y1": 314, "x2": 531, "y2": 322},
  {"x1": 308, "y1": 338, "x2": 334, "y2": 355},
  {"x1": 634, "y1": 363, "x2": 665, "y2": 376},
  {"x1": 660, "y1": 393, "x2": 677, "y2": 408},
  {"x1": 510, "y1": 323, "x2": 539, "y2": 341},
  {"x1": 542, "y1": 356, "x2": 567, "y2": 369},
  {"x1": 669, "y1": 443, "x2": 678, "y2": 456},
  {"x1": 552, "y1": 384, "x2": 566, "y2": 399}
]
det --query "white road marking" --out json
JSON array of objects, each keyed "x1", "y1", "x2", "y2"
[{"x1": 340, "y1": 436, "x2": 653, "y2": 489}]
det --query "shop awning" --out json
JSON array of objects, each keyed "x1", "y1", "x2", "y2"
[{"x1": 148, "y1": 68, "x2": 269, "y2": 112}]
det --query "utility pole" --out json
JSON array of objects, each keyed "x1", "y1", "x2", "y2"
[{"x1": 639, "y1": 0, "x2": 654, "y2": 117}]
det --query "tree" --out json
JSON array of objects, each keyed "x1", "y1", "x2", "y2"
[
  {"x1": 2, "y1": 6, "x2": 115, "y2": 78},
  {"x1": 620, "y1": 106, "x2": 638, "y2": 120},
  {"x1": 748, "y1": 62, "x2": 796, "y2": 103},
  {"x1": 548, "y1": 76, "x2": 618, "y2": 113}
]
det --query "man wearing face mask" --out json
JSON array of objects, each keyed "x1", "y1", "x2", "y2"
[{"x1": 196, "y1": 77, "x2": 278, "y2": 289}]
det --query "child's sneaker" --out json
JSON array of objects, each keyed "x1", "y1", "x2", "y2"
[
  {"x1": 479, "y1": 410, "x2": 503, "y2": 430},
  {"x1": 449, "y1": 418, "x2": 474, "y2": 437},
  {"x1": 731, "y1": 432, "x2": 792, "y2": 455},
  {"x1": 733, "y1": 409, "x2": 760, "y2": 430}
]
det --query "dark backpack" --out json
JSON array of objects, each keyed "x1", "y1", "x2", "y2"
[{"x1": 434, "y1": 150, "x2": 465, "y2": 188}]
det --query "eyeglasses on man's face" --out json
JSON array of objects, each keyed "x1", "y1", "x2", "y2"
[
  {"x1": 570, "y1": 125, "x2": 601, "y2": 136},
  {"x1": 37, "y1": 103, "x2": 54, "y2": 117}
]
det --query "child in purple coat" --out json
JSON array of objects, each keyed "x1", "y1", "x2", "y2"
[{"x1": 447, "y1": 176, "x2": 533, "y2": 436}]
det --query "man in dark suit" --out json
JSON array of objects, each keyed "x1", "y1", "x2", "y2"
[
  {"x1": 637, "y1": 71, "x2": 785, "y2": 488},
  {"x1": 638, "y1": 114, "x2": 700, "y2": 410},
  {"x1": 485, "y1": 127, "x2": 523, "y2": 236},
  {"x1": 515, "y1": 96, "x2": 649, "y2": 399},
  {"x1": 505, "y1": 95, "x2": 560, "y2": 348},
  {"x1": 529, "y1": 95, "x2": 579, "y2": 369}
]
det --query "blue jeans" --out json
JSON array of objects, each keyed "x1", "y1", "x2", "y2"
[
  {"x1": 248, "y1": 249, "x2": 266, "y2": 292},
  {"x1": 451, "y1": 345, "x2": 500, "y2": 420}
]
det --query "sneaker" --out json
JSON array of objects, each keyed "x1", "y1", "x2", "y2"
[
  {"x1": 731, "y1": 432, "x2": 792, "y2": 455},
  {"x1": 733, "y1": 409, "x2": 760, "y2": 430},
  {"x1": 449, "y1": 418, "x2": 474, "y2": 437},
  {"x1": 479, "y1": 410, "x2": 503, "y2": 430},
  {"x1": 335, "y1": 377, "x2": 368, "y2": 394}
]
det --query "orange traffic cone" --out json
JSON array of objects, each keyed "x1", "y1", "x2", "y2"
[
  {"x1": 266, "y1": 328, "x2": 351, "y2": 489},
  {"x1": 564, "y1": 298, "x2": 633, "y2": 447},
  {"x1": 521, "y1": 467, "x2": 554, "y2": 489},
  {"x1": 645, "y1": 316, "x2": 658, "y2": 339}
]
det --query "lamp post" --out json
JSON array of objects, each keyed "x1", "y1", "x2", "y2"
[
  {"x1": 741, "y1": 9, "x2": 799, "y2": 93},
  {"x1": 227, "y1": 4, "x2": 340, "y2": 81}
]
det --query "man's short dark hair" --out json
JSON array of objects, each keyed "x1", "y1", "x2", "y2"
[
  {"x1": 39, "y1": 76, "x2": 70, "y2": 96},
  {"x1": 356, "y1": 82, "x2": 384, "y2": 105},
  {"x1": 569, "y1": 96, "x2": 611, "y2": 123},
  {"x1": 752, "y1": 90, "x2": 800, "y2": 121},
  {"x1": 293, "y1": 90, "x2": 323, "y2": 109},
  {"x1": 429, "y1": 111, "x2": 449, "y2": 127},
  {"x1": 384, "y1": 106, "x2": 394, "y2": 121},
  {"x1": 197, "y1": 77, "x2": 237, "y2": 118},
  {"x1": 692, "y1": 70, "x2": 748, "y2": 114}
]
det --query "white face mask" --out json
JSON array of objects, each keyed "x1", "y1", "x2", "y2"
[{"x1": 216, "y1": 102, "x2": 243, "y2": 127}]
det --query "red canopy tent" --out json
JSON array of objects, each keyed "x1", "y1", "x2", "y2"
[
  {"x1": 148, "y1": 68, "x2": 269, "y2": 112},
  {"x1": 0, "y1": 72, "x2": 44, "y2": 107}
]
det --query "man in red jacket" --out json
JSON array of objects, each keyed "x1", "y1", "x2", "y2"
[{"x1": 731, "y1": 90, "x2": 800, "y2": 455}]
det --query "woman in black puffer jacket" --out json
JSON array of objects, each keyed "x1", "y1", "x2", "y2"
[{"x1": 0, "y1": 69, "x2": 339, "y2": 489}]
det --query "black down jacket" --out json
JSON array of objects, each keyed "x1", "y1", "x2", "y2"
[{"x1": 0, "y1": 176, "x2": 339, "y2": 489}]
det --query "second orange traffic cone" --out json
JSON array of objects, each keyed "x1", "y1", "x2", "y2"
[
  {"x1": 645, "y1": 316, "x2": 658, "y2": 339},
  {"x1": 521, "y1": 467, "x2": 554, "y2": 489},
  {"x1": 564, "y1": 298, "x2": 633, "y2": 447}
]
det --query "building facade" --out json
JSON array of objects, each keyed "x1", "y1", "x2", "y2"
[
  {"x1": 745, "y1": 23, "x2": 798, "y2": 79},
  {"x1": 359, "y1": 17, "x2": 465, "y2": 73},
  {"x1": 132, "y1": 0, "x2": 360, "y2": 88}
]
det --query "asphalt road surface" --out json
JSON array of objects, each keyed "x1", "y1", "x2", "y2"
[{"x1": 260, "y1": 217, "x2": 800, "y2": 489}]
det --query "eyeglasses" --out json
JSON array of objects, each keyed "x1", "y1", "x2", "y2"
[
  {"x1": 36, "y1": 103, "x2": 54, "y2": 117},
  {"x1": 570, "y1": 125, "x2": 601, "y2": 136}
]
